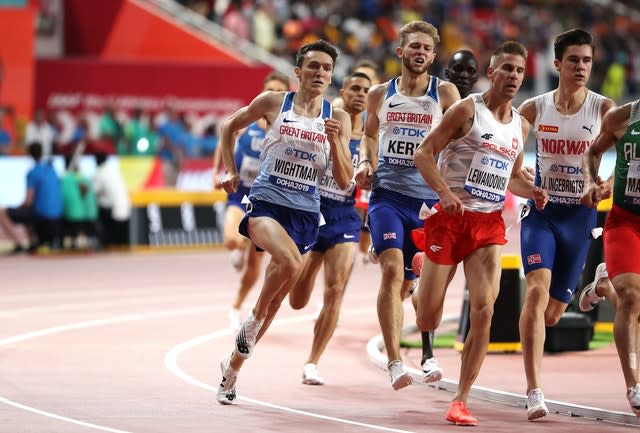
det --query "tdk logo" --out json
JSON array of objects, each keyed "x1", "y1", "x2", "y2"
[
  {"x1": 285, "y1": 147, "x2": 317, "y2": 161},
  {"x1": 550, "y1": 164, "x2": 582, "y2": 174},
  {"x1": 480, "y1": 156, "x2": 509, "y2": 171},
  {"x1": 392, "y1": 126, "x2": 425, "y2": 138}
]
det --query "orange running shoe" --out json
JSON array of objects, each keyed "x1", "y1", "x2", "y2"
[{"x1": 445, "y1": 401, "x2": 478, "y2": 426}]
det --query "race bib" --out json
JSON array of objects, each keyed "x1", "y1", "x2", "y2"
[
  {"x1": 319, "y1": 170, "x2": 355, "y2": 202},
  {"x1": 624, "y1": 159, "x2": 640, "y2": 204},
  {"x1": 239, "y1": 156, "x2": 260, "y2": 186},
  {"x1": 380, "y1": 137, "x2": 419, "y2": 168},
  {"x1": 463, "y1": 153, "x2": 510, "y2": 202},
  {"x1": 539, "y1": 163, "x2": 583, "y2": 204},
  {"x1": 269, "y1": 157, "x2": 318, "y2": 194}
]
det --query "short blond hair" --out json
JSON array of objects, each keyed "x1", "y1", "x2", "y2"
[{"x1": 399, "y1": 21, "x2": 440, "y2": 47}]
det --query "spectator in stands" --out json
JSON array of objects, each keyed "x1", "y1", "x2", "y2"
[
  {"x1": 70, "y1": 114, "x2": 89, "y2": 147},
  {"x1": 156, "y1": 106, "x2": 184, "y2": 186},
  {"x1": 98, "y1": 105, "x2": 123, "y2": 150},
  {"x1": 201, "y1": 1, "x2": 640, "y2": 102},
  {"x1": 175, "y1": 116, "x2": 200, "y2": 160},
  {"x1": 60, "y1": 154, "x2": 98, "y2": 249},
  {"x1": 123, "y1": 108, "x2": 158, "y2": 156},
  {"x1": 25, "y1": 109, "x2": 57, "y2": 160},
  {"x1": 252, "y1": 0, "x2": 278, "y2": 53},
  {"x1": 200, "y1": 123, "x2": 218, "y2": 157},
  {"x1": 93, "y1": 153, "x2": 131, "y2": 248},
  {"x1": 0, "y1": 141, "x2": 63, "y2": 253}
]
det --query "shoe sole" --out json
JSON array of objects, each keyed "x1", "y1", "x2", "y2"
[
  {"x1": 446, "y1": 416, "x2": 478, "y2": 426},
  {"x1": 527, "y1": 408, "x2": 549, "y2": 421},
  {"x1": 392, "y1": 372, "x2": 413, "y2": 390},
  {"x1": 578, "y1": 283, "x2": 597, "y2": 312},
  {"x1": 302, "y1": 378, "x2": 325, "y2": 385},
  {"x1": 216, "y1": 390, "x2": 236, "y2": 405},
  {"x1": 423, "y1": 369, "x2": 443, "y2": 384}
]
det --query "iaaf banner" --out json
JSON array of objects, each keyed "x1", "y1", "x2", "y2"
[{"x1": 35, "y1": 59, "x2": 273, "y2": 118}]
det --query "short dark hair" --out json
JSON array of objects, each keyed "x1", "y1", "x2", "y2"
[
  {"x1": 295, "y1": 39, "x2": 338, "y2": 68},
  {"x1": 554, "y1": 28, "x2": 593, "y2": 61},
  {"x1": 342, "y1": 71, "x2": 372, "y2": 88},
  {"x1": 490, "y1": 41, "x2": 528, "y2": 67},
  {"x1": 95, "y1": 152, "x2": 108, "y2": 166},
  {"x1": 64, "y1": 154, "x2": 74, "y2": 170},
  {"x1": 27, "y1": 141, "x2": 43, "y2": 161}
]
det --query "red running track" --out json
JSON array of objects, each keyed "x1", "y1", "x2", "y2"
[{"x1": 0, "y1": 248, "x2": 636, "y2": 432}]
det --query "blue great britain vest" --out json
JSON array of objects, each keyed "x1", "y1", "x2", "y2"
[{"x1": 248, "y1": 91, "x2": 332, "y2": 213}]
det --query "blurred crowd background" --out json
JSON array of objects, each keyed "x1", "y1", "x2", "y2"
[
  {"x1": 2, "y1": 0, "x2": 640, "y2": 162},
  {"x1": 0, "y1": 0, "x2": 638, "y2": 253},
  {"x1": 178, "y1": 0, "x2": 640, "y2": 98}
]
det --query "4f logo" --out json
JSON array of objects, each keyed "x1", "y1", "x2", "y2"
[{"x1": 481, "y1": 133, "x2": 493, "y2": 140}]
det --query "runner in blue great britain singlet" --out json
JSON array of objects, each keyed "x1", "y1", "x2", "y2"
[
  {"x1": 520, "y1": 90, "x2": 607, "y2": 302},
  {"x1": 226, "y1": 122, "x2": 265, "y2": 209},
  {"x1": 239, "y1": 91, "x2": 332, "y2": 252},
  {"x1": 314, "y1": 131, "x2": 363, "y2": 251},
  {"x1": 368, "y1": 76, "x2": 442, "y2": 279}
]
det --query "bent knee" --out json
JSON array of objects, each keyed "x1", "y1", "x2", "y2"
[
  {"x1": 289, "y1": 295, "x2": 306, "y2": 310},
  {"x1": 324, "y1": 283, "x2": 345, "y2": 304},
  {"x1": 470, "y1": 304, "x2": 494, "y2": 328},
  {"x1": 416, "y1": 317, "x2": 439, "y2": 332},
  {"x1": 619, "y1": 291, "x2": 640, "y2": 313},
  {"x1": 416, "y1": 308, "x2": 442, "y2": 331},
  {"x1": 544, "y1": 313, "x2": 562, "y2": 327}
]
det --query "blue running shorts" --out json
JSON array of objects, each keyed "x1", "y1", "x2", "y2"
[
  {"x1": 239, "y1": 199, "x2": 320, "y2": 255},
  {"x1": 368, "y1": 187, "x2": 438, "y2": 280},
  {"x1": 520, "y1": 202, "x2": 596, "y2": 303},
  {"x1": 313, "y1": 204, "x2": 361, "y2": 253}
]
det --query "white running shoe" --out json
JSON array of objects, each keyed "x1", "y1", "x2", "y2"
[
  {"x1": 235, "y1": 311, "x2": 263, "y2": 359},
  {"x1": 578, "y1": 262, "x2": 608, "y2": 312},
  {"x1": 368, "y1": 244, "x2": 379, "y2": 264},
  {"x1": 421, "y1": 357, "x2": 443, "y2": 383},
  {"x1": 302, "y1": 363, "x2": 325, "y2": 385},
  {"x1": 228, "y1": 308, "x2": 242, "y2": 331},
  {"x1": 230, "y1": 248, "x2": 245, "y2": 272},
  {"x1": 388, "y1": 360, "x2": 412, "y2": 390},
  {"x1": 627, "y1": 384, "x2": 640, "y2": 416},
  {"x1": 216, "y1": 354, "x2": 237, "y2": 405},
  {"x1": 527, "y1": 388, "x2": 549, "y2": 420}
]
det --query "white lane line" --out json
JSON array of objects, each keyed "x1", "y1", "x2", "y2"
[
  {"x1": 0, "y1": 293, "x2": 228, "y2": 317},
  {"x1": 164, "y1": 310, "x2": 418, "y2": 433},
  {"x1": 0, "y1": 306, "x2": 223, "y2": 347},
  {"x1": 0, "y1": 397, "x2": 134, "y2": 433},
  {"x1": 0, "y1": 306, "x2": 226, "y2": 432},
  {"x1": 0, "y1": 304, "x2": 408, "y2": 433}
]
